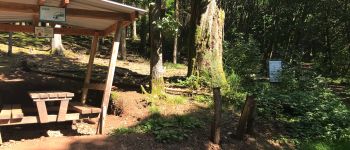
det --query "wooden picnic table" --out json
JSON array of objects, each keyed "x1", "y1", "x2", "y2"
[{"x1": 29, "y1": 91, "x2": 74, "y2": 123}]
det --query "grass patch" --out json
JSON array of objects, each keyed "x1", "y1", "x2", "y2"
[
  {"x1": 164, "y1": 62, "x2": 186, "y2": 69},
  {"x1": 112, "y1": 115, "x2": 203, "y2": 143}
]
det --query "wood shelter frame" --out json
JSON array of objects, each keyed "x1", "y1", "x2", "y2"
[{"x1": 0, "y1": 0, "x2": 145, "y2": 135}]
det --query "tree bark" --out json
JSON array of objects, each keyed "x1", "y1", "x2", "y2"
[
  {"x1": 150, "y1": 0, "x2": 165, "y2": 94},
  {"x1": 188, "y1": 0, "x2": 227, "y2": 87},
  {"x1": 51, "y1": 25, "x2": 65, "y2": 56},
  {"x1": 7, "y1": 32, "x2": 13, "y2": 56},
  {"x1": 172, "y1": 0, "x2": 179, "y2": 64}
]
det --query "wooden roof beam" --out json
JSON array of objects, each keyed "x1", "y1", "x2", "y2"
[
  {"x1": 38, "y1": 0, "x2": 46, "y2": 5},
  {"x1": 0, "y1": 24, "x2": 104, "y2": 36},
  {"x1": 0, "y1": 2, "x2": 130, "y2": 21},
  {"x1": 61, "y1": 0, "x2": 70, "y2": 8}
]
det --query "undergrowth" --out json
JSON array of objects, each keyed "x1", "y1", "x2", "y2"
[{"x1": 112, "y1": 115, "x2": 203, "y2": 143}]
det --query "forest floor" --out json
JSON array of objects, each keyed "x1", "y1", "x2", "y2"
[{"x1": 0, "y1": 45, "x2": 295, "y2": 150}]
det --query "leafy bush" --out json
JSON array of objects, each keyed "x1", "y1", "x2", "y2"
[
  {"x1": 176, "y1": 75, "x2": 211, "y2": 90},
  {"x1": 255, "y1": 68, "x2": 350, "y2": 144},
  {"x1": 223, "y1": 33, "x2": 262, "y2": 79}
]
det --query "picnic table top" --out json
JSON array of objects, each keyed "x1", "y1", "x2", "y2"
[{"x1": 28, "y1": 91, "x2": 75, "y2": 100}]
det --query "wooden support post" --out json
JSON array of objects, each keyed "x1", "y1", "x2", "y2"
[
  {"x1": 7, "y1": 32, "x2": 13, "y2": 56},
  {"x1": 0, "y1": 127, "x2": 2, "y2": 145},
  {"x1": 57, "y1": 100, "x2": 69, "y2": 122},
  {"x1": 210, "y1": 88, "x2": 222, "y2": 144},
  {"x1": 236, "y1": 95, "x2": 256, "y2": 140},
  {"x1": 81, "y1": 32, "x2": 99, "y2": 104},
  {"x1": 98, "y1": 23, "x2": 122, "y2": 134}
]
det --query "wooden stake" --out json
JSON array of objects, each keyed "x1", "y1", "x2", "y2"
[
  {"x1": 81, "y1": 32, "x2": 99, "y2": 104},
  {"x1": 7, "y1": 32, "x2": 13, "y2": 56},
  {"x1": 98, "y1": 23, "x2": 122, "y2": 134},
  {"x1": 236, "y1": 95, "x2": 256, "y2": 140},
  {"x1": 210, "y1": 88, "x2": 222, "y2": 144}
]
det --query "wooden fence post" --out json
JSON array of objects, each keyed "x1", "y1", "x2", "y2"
[
  {"x1": 236, "y1": 95, "x2": 256, "y2": 140},
  {"x1": 7, "y1": 32, "x2": 13, "y2": 56},
  {"x1": 210, "y1": 88, "x2": 222, "y2": 144}
]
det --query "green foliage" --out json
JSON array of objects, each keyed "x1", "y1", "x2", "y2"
[
  {"x1": 222, "y1": 71, "x2": 247, "y2": 110},
  {"x1": 223, "y1": 33, "x2": 262, "y2": 79},
  {"x1": 300, "y1": 140, "x2": 350, "y2": 150},
  {"x1": 112, "y1": 115, "x2": 203, "y2": 143},
  {"x1": 255, "y1": 68, "x2": 350, "y2": 144},
  {"x1": 193, "y1": 95, "x2": 212, "y2": 104},
  {"x1": 176, "y1": 75, "x2": 210, "y2": 90},
  {"x1": 110, "y1": 91, "x2": 119, "y2": 101}
]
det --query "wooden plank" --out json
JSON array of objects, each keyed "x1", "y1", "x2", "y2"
[
  {"x1": 99, "y1": 23, "x2": 123, "y2": 134},
  {"x1": 69, "y1": 102, "x2": 101, "y2": 114},
  {"x1": 0, "y1": 24, "x2": 103, "y2": 36},
  {"x1": 11, "y1": 104, "x2": 24, "y2": 120},
  {"x1": 35, "y1": 101, "x2": 48, "y2": 123},
  {"x1": 0, "y1": 2, "x2": 130, "y2": 21},
  {"x1": 57, "y1": 100, "x2": 69, "y2": 122},
  {"x1": 0, "y1": 113, "x2": 81, "y2": 126},
  {"x1": 0, "y1": 105, "x2": 12, "y2": 120},
  {"x1": 210, "y1": 88, "x2": 222, "y2": 144},
  {"x1": 81, "y1": 33, "x2": 99, "y2": 104}
]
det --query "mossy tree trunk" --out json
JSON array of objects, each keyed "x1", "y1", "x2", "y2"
[
  {"x1": 150, "y1": 0, "x2": 165, "y2": 94},
  {"x1": 187, "y1": 0, "x2": 227, "y2": 87}
]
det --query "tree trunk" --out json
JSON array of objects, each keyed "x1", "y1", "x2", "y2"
[
  {"x1": 132, "y1": 2, "x2": 138, "y2": 40},
  {"x1": 119, "y1": 27, "x2": 127, "y2": 60},
  {"x1": 150, "y1": 0, "x2": 165, "y2": 94},
  {"x1": 51, "y1": 25, "x2": 65, "y2": 56},
  {"x1": 172, "y1": 0, "x2": 179, "y2": 64},
  {"x1": 188, "y1": 0, "x2": 227, "y2": 87},
  {"x1": 7, "y1": 32, "x2": 13, "y2": 56}
]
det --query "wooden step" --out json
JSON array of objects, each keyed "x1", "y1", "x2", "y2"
[
  {"x1": 0, "y1": 105, "x2": 11, "y2": 120},
  {"x1": 11, "y1": 104, "x2": 24, "y2": 120},
  {"x1": 69, "y1": 102, "x2": 101, "y2": 114}
]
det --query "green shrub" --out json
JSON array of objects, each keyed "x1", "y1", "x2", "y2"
[{"x1": 255, "y1": 67, "x2": 350, "y2": 144}]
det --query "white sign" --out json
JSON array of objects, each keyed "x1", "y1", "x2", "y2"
[
  {"x1": 35, "y1": 27, "x2": 54, "y2": 38},
  {"x1": 269, "y1": 61, "x2": 282, "y2": 82},
  {"x1": 40, "y1": 6, "x2": 66, "y2": 22}
]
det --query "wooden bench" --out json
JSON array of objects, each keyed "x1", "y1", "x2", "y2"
[
  {"x1": 0, "y1": 104, "x2": 24, "y2": 145},
  {"x1": 0, "y1": 104, "x2": 24, "y2": 122}
]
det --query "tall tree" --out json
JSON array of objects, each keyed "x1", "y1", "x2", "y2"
[
  {"x1": 150, "y1": 0, "x2": 165, "y2": 93},
  {"x1": 187, "y1": 0, "x2": 227, "y2": 86},
  {"x1": 172, "y1": 0, "x2": 179, "y2": 64},
  {"x1": 119, "y1": 28, "x2": 127, "y2": 60}
]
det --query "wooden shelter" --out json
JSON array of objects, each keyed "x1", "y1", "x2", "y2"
[{"x1": 0, "y1": 0, "x2": 146, "y2": 144}]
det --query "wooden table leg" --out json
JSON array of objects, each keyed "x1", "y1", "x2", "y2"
[
  {"x1": 36, "y1": 101, "x2": 48, "y2": 123},
  {"x1": 57, "y1": 100, "x2": 69, "y2": 122}
]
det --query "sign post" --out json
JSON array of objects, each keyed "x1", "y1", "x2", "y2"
[
  {"x1": 40, "y1": 6, "x2": 66, "y2": 22},
  {"x1": 269, "y1": 60, "x2": 282, "y2": 82}
]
